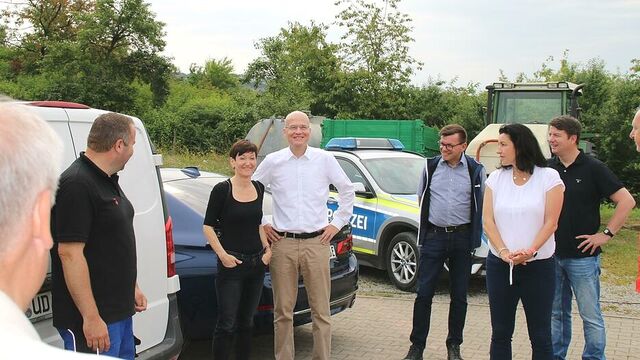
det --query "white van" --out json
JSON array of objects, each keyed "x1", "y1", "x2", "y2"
[{"x1": 18, "y1": 101, "x2": 183, "y2": 359}]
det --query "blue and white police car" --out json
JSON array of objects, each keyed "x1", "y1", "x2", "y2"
[{"x1": 326, "y1": 138, "x2": 488, "y2": 291}]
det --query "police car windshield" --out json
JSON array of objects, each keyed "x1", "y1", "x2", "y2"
[{"x1": 361, "y1": 157, "x2": 424, "y2": 194}]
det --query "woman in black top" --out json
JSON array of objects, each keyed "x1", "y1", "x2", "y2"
[{"x1": 203, "y1": 139, "x2": 270, "y2": 360}]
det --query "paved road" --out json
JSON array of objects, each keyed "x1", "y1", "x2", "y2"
[{"x1": 179, "y1": 295, "x2": 640, "y2": 359}]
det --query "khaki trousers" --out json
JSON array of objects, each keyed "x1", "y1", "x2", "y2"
[{"x1": 270, "y1": 235, "x2": 331, "y2": 360}]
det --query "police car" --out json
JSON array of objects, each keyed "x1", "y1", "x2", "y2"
[{"x1": 326, "y1": 138, "x2": 488, "y2": 291}]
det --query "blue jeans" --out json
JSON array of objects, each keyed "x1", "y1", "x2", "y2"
[
  {"x1": 552, "y1": 255, "x2": 606, "y2": 360},
  {"x1": 58, "y1": 317, "x2": 134, "y2": 359},
  {"x1": 486, "y1": 253, "x2": 555, "y2": 360},
  {"x1": 409, "y1": 229, "x2": 471, "y2": 349}
]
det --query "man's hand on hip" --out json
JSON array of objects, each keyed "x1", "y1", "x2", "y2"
[
  {"x1": 577, "y1": 232, "x2": 610, "y2": 255},
  {"x1": 263, "y1": 224, "x2": 282, "y2": 243},
  {"x1": 83, "y1": 314, "x2": 110, "y2": 353},
  {"x1": 320, "y1": 225, "x2": 339, "y2": 245}
]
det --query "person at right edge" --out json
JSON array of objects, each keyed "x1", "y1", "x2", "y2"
[
  {"x1": 548, "y1": 115, "x2": 635, "y2": 360},
  {"x1": 630, "y1": 108, "x2": 640, "y2": 294},
  {"x1": 403, "y1": 124, "x2": 486, "y2": 360}
]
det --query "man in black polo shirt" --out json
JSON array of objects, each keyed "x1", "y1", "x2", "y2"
[
  {"x1": 51, "y1": 113, "x2": 147, "y2": 359},
  {"x1": 547, "y1": 115, "x2": 636, "y2": 360}
]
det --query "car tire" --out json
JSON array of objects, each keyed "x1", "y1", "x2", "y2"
[{"x1": 386, "y1": 231, "x2": 418, "y2": 292}]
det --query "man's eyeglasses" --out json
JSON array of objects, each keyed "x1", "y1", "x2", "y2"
[
  {"x1": 286, "y1": 125, "x2": 310, "y2": 131},
  {"x1": 439, "y1": 141, "x2": 465, "y2": 150}
]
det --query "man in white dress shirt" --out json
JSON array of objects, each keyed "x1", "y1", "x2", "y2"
[
  {"x1": 0, "y1": 103, "x2": 95, "y2": 358},
  {"x1": 253, "y1": 110, "x2": 355, "y2": 360}
]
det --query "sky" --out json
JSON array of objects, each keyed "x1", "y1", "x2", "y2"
[{"x1": 149, "y1": 0, "x2": 639, "y2": 87}]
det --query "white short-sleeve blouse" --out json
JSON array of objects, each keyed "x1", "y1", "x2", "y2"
[{"x1": 485, "y1": 166, "x2": 564, "y2": 260}]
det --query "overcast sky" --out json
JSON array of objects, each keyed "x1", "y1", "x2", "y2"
[{"x1": 148, "y1": 0, "x2": 639, "y2": 87}]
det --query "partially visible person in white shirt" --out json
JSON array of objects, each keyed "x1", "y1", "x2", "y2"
[
  {"x1": 631, "y1": 108, "x2": 640, "y2": 293},
  {"x1": 253, "y1": 110, "x2": 354, "y2": 360},
  {"x1": 483, "y1": 123, "x2": 564, "y2": 360},
  {"x1": 0, "y1": 102, "x2": 97, "y2": 358}
]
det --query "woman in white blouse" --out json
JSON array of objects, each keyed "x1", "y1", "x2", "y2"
[{"x1": 483, "y1": 123, "x2": 564, "y2": 360}]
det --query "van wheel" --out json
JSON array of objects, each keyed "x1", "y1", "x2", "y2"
[{"x1": 386, "y1": 232, "x2": 418, "y2": 292}]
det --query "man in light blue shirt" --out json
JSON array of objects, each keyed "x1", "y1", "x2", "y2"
[{"x1": 403, "y1": 124, "x2": 485, "y2": 360}]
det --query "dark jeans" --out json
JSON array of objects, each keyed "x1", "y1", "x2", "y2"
[
  {"x1": 486, "y1": 253, "x2": 555, "y2": 360},
  {"x1": 213, "y1": 255, "x2": 266, "y2": 360},
  {"x1": 410, "y1": 229, "x2": 471, "y2": 350}
]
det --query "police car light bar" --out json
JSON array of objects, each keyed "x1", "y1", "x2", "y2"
[{"x1": 325, "y1": 137, "x2": 405, "y2": 151}]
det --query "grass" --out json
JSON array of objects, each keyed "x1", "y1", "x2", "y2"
[
  {"x1": 160, "y1": 150, "x2": 233, "y2": 176},
  {"x1": 159, "y1": 150, "x2": 639, "y2": 286},
  {"x1": 599, "y1": 205, "x2": 639, "y2": 285}
]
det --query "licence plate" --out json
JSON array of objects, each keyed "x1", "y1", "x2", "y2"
[
  {"x1": 26, "y1": 291, "x2": 53, "y2": 323},
  {"x1": 330, "y1": 245, "x2": 337, "y2": 259}
]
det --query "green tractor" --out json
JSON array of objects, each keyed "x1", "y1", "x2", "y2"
[{"x1": 467, "y1": 81, "x2": 590, "y2": 173}]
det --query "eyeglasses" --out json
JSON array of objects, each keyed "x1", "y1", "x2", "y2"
[
  {"x1": 439, "y1": 141, "x2": 465, "y2": 150},
  {"x1": 286, "y1": 125, "x2": 310, "y2": 131}
]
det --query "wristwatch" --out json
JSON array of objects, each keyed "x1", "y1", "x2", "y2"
[{"x1": 603, "y1": 228, "x2": 615, "y2": 238}]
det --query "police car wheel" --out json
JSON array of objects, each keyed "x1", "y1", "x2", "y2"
[{"x1": 386, "y1": 232, "x2": 418, "y2": 292}]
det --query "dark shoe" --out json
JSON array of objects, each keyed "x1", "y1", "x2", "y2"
[
  {"x1": 212, "y1": 333, "x2": 233, "y2": 360},
  {"x1": 447, "y1": 343, "x2": 463, "y2": 360},
  {"x1": 403, "y1": 344, "x2": 424, "y2": 360},
  {"x1": 234, "y1": 328, "x2": 253, "y2": 360}
]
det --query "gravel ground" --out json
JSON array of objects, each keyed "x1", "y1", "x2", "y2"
[{"x1": 357, "y1": 266, "x2": 640, "y2": 317}]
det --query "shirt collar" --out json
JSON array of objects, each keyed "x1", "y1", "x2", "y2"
[
  {"x1": 438, "y1": 153, "x2": 467, "y2": 168},
  {"x1": 80, "y1": 152, "x2": 119, "y2": 181},
  {"x1": 573, "y1": 149, "x2": 586, "y2": 164},
  {"x1": 0, "y1": 290, "x2": 41, "y2": 341},
  {"x1": 550, "y1": 149, "x2": 585, "y2": 169},
  {"x1": 286, "y1": 146, "x2": 312, "y2": 160}
]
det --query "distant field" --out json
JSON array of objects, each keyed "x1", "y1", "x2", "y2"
[
  {"x1": 161, "y1": 150, "x2": 232, "y2": 176},
  {"x1": 160, "y1": 150, "x2": 639, "y2": 286}
]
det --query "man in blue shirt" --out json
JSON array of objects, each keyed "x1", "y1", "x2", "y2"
[{"x1": 403, "y1": 124, "x2": 485, "y2": 360}]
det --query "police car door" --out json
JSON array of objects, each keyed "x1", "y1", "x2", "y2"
[{"x1": 330, "y1": 158, "x2": 377, "y2": 256}]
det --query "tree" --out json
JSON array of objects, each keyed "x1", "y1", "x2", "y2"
[
  {"x1": 595, "y1": 77, "x2": 640, "y2": 195},
  {"x1": 244, "y1": 21, "x2": 340, "y2": 117},
  {"x1": 188, "y1": 57, "x2": 239, "y2": 90},
  {"x1": 1, "y1": 0, "x2": 171, "y2": 110},
  {"x1": 333, "y1": 0, "x2": 422, "y2": 118},
  {"x1": 2, "y1": 0, "x2": 92, "y2": 62},
  {"x1": 404, "y1": 80, "x2": 484, "y2": 136},
  {"x1": 630, "y1": 59, "x2": 640, "y2": 78}
]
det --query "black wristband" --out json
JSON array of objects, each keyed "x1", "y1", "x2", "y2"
[{"x1": 603, "y1": 228, "x2": 615, "y2": 238}]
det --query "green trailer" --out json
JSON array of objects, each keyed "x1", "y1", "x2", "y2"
[{"x1": 321, "y1": 119, "x2": 440, "y2": 157}]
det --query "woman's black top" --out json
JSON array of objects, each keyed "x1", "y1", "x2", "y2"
[{"x1": 203, "y1": 179, "x2": 264, "y2": 254}]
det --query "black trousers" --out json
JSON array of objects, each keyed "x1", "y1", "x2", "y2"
[
  {"x1": 486, "y1": 253, "x2": 555, "y2": 360},
  {"x1": 213, "y1": 257, "x2": 265, "y2": 360}
]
